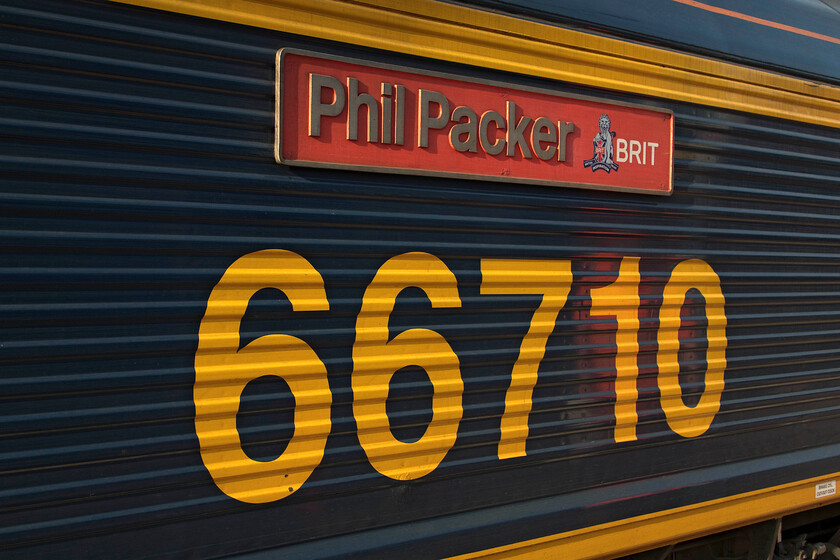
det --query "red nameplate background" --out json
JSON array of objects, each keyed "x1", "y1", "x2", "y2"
[{"x1": 276, "y1": 49, "x2": 674, "y2": 195}]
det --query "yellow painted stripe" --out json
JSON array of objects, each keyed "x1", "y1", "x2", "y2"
[
  {"x1": 111, "y1": 0, "x2": 840, "y2": 129},
  {"x1": 445, "y1": 473, "x2": 840, "y2": 560}
]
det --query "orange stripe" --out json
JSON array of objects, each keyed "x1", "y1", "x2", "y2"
[{"x1": 672, "y1": 0, "x2": 840, "y2": 45}]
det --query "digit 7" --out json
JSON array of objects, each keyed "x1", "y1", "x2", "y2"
[{"x1": 480, "y1": 259, "x2": 573, "y2": 460}]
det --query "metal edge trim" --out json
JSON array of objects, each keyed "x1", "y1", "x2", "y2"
[
  {"x1": 283, "y1": 158, "x2": 673, "y2": 196},
  {"x1": 274, "y1": 48, "x2": 285, "y2": 165}
]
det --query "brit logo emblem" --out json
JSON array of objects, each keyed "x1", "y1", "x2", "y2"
[{"x1": 583, "y1": 114, "x2": 620, "y2": 173}]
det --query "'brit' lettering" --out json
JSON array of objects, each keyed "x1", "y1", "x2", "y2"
[{"x1": 615, "y1": 138, "x2": 659, "y2": 166}]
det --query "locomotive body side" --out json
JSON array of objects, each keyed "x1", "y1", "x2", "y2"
[{"x1": 2, "y1": 0, "x2": 840, "y2": 558}]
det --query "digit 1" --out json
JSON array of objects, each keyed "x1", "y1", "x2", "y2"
[{"x1": 589, "y1": 257, "x2": 641, "y2": 443}]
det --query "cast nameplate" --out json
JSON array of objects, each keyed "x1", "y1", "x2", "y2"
[{"x1": 276, "y1": 49, "x2": 674, "y2": 195}]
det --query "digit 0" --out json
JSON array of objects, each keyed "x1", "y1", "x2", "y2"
[{"x1": 657, "y1": 259, "x2": 727, "y2": 437}]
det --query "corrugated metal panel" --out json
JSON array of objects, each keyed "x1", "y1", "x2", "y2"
[{"x1": 1, "y1": 0, "x2": 840, "y2": 558}]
